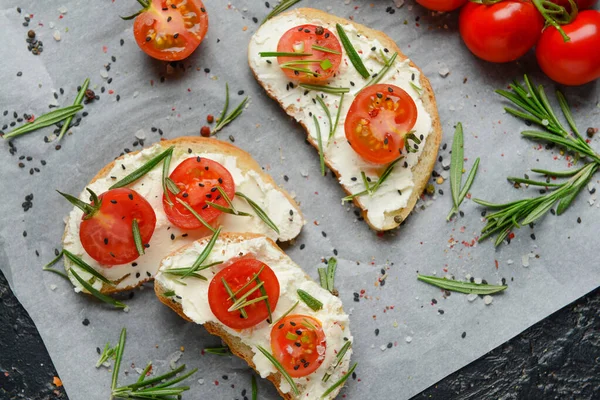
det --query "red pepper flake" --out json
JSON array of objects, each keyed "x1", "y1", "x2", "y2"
[
  {"x1": 495, "y1": 260, "x2": 499, "y2": 269},
  {"x1": 108, "y1": 89, "x2": 114, "y2": 94},
  {"x1": 508, "y1": 232, "x2": 515, "y2": 239},
  {"x1": 102, "y1": 46, "x2": 108, "y2": 53},
  {"x1": 377, "y1": 232, "x2": 384, "y2": 238},
  {"x1": 53, "y1": 377, "x2": 63, "y2": 387},
  {"x1": 187, "y1": 88, "x2": 191, "y2": 92},
  {"x1": 214, "y1": 380, "x2": 219, "y2": 386},
  {"x1": 150, "y1": 79, "x2": 154, "y2": 86},
  {"x1": 59, "y1": 15, "x2": 63, "y2": 19},
  {"x1": 27, "y1": 115, "x2": 35, "y2": 123}
]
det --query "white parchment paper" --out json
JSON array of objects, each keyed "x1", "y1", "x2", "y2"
[{"x1": 1, "y1": 1, "x2": 599, "y2": 399}]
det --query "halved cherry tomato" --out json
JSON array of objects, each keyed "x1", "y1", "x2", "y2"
[
  {"x1": 271, "y1": 315, "x2": 327, "y2": 377},
  {"x1": 163, "y1": 157, "x2": 235, "y2": 230},
  {"x1": 459, "y1": 1, "x2": 544, "y2": 63},
  {"x1": 79, "y1": 188, "x2": 156, "y2": 266},
  {"x1": 416, "y1": 0, "x2": 467, "y2": 12},
  {"x1": 345, "y1": 84, "x2": 418, "y2": 165},
  {"x1": 536, "y1": 10, "x2": 600, "y2": 86},
  {"x1": 277, "y1": 24, "x2": 342, "y2": 84},
  {"x1": 133, "y1": 0, "x2": 209, "y2": 61},
  {"x1": 208, "y1": 258, "x2": 280, "y2": 330}
]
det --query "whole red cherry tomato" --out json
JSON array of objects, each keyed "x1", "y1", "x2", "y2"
[
  {"x1": 416, "y1": 0, "x2": 468, "y2": 12},
  {"x1": 551, "y1": 0, "x2": 598, "y2": 12},
  {"x1": 536, "y1": 10, "x2": 600, "y2": 85},
  {"x1": 459, "y1": 1, "x2": 545, "y2": 63}
]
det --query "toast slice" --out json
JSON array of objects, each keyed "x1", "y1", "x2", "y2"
[
  {"x1": 155, "y1": 232, "x2": 353, "y2": 399},
  {"x1": 62, "y1": 137, "x2": 304, "y2": 294},
  {"x1": 249, "y1": 8, "x2": 442, "y2": 231}
]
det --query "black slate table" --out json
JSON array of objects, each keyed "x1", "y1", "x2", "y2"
[{"x1": 1, "y1": 269, "x2": 598, "y2": 400}]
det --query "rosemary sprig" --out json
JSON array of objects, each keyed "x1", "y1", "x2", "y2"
[
  {"x1": 235, "y1": 192, "x2": 280, "y2": 234},
  {"x1": 57, "y1": 188, "x2": 100, "y2": 219},
  {"x1": 315, "y1": 96, "x2": 333, "y2": 139},
  {"x1": 259, "y1": 51, "x2": 313, "y2": 57},
  {"x1": 132, "y1": 219, "x2": 144, "y2": 256},
  {"x1": 251, "y1": 375, "x2": 258, "y2": 400},
  {"x1": 314, "y1": 115, "x2": 326, "y2": 176},
  {"x1": 204, "y1": 347, "x2": 231, "y2": 356},
  {"x1": 178, "y1": 227, "x2": 221, "y2": 279},
  {"x1": 299, "y1": 84, "x2": 350, "y2": 94},
  {"x1": 312, "y1": 44, "x2": 341, "y2": 54},
  {"x1": 70, "y1": 269, "x2": 126, "y2": 309},
  {"x1": 262, "y1": 0, "x2": 302, "y2": 24},
  {"x1": 2, "y1": 104, "x2": 83, "y2": 140},
  {"x1": 175, "y1": 197, "x2": 216, "y2": 233},
  {"x1": 342, "y1": 157, "x2": 403, "y2": 202},
  {"x1": 96, "y1": 341, "x2": 118, "y2": 368},
  {"x1": 212, "y1": 83, "x2": 249, "y2": 134},
  {"x1": 447, "y1": 123, "x2": 480, "y2": 221},
  {"x1": 110, "y1": 146, "x2": 174, "y2": 189},
  {"x1": 318, "y1": 257, "x2": 337, "y2": 295},
  {"x1": 321, "y1": 362, "x2": 357, "y2": 398},
  {"x1": 109, "y1": 327, "x2": 197, "y2": 399},
  {"x1": 256, "y1": 346, "x2": 299, "y2": 395},
  {"x1": 361, "y1": 52, "x2": 398, "y2": 89},
  {"x1": 475, "y1": 76, "x2": 600, "y2": 245},
  {"x1": 162, "y1": 148, "x2": 177, "y2": 206},
  {"x1": 322, "y1": 340, "x2": 352, "y2": 382},
  {"x1": 331, "y1": 93, "x2": 344, "y2": 141},
  {"x1": 297, "y1": 289, "x2": 323, "y2": 311},
  {"x1": 222, "y1": 278, "x2": 248, "y2": 319},
  {"x1": 281, "y1": 65, "x2": 320, "y2": 76},
  {"x1": 409, "y1": 81, "x2": 423, "y2": 95},
  {"x1": 64, "y1": 249, "x2": 113, "y2": 285},
  {"x1": 271, "y1": 301, "x2": 299, "y2": 326},
  {"x1": 417, "y1": 275, "x2": 508, "y2": 295},
  {"x1": 58, "y1": 78, "x2": 90, "y2": 141},
  {"x1": 206, "y1": 187, "x2": 252, "y2": 216},
  {"x1": 227, "y1": 281, "x2": 266, "y2": 311},
  {"x1": 42, "y1": 250, "x2": 70, "y2": 280},
  {"x1": 336, "y1": 24, "x2": 369, "y2": 79}
]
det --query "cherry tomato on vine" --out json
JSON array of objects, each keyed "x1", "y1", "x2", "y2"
[
  {"x1": 78, "y1": 188, "x2": 156, "y2": 266},
  {"x1": 132, "y1": 0, "x2": 209, "y2": 61},
  {"x1": 162, "y1": 157, "x2": 235, "y2": 230},
  {"x1": 459, "y1": 1, "x2": 544, "y2": 63},
  {"x1": 271, "y1": 315, "x2": 327, "y2": 377},
  {"x1": 208, "y1": 258, "x2": 280, "y2": 330},
  {"x1": 345, "y1": 84, "x2": 418, "y2": 165},
  {"x1": 536, "y1": 10, "x2": 600, "y2": 85},
  {"x1": 277, "y1": 24, "x2": 342, "y2": 84},
  {"x1": 416, "y1": 0, "x2": 468, "y2": 12}
]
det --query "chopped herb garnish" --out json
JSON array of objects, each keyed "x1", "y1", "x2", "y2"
[
  {"x1": 96, "y1": 341, "x2": 118, "y2": 368},
  {"x1": 42, "y1": 250, "x2": 69, "y2": 280},
  {"x1": 297, "y1": 289, "x2": 323, "y2": 311},
  {"x1": 318, "y1": 257, "x2": 337, "y2": 295},
  {"x1": 162, "y1": 148, "x2": 176, "y2": 206},
  {"x1": 63, "y1": 249, "x2": 113, "y2": 285},
  {"x1": 222, "y1": 277, "x2": 248, "y2": 319},
  {"x1": 331, "y1": 93, "x2": 344, "y2": 141},
  {"x1": 280, "y1": 65, "x2": 320, "y2": 76},
  {"x1": 403, "y1": 131, "x2": 421, "y2": 154},
  {"x1": 110, "y1": 146, "x2": 174, "y2": 189},
  {"x1": 336, "y1": 23, "x2": 369, "y2": 79},
  {"x1": 417, "y1": 274, "x2": 508, "y2": 295},
  {"x1": 409, "y1": 81, "x2": 423, "y2": 95},
  {"x1": 2, "y1": 104, "x2": 83, "y2": 140},
  {"x1": 163, "y1": 290, "x2": 176, "y2": 297},
  {"x1": 447, "y1": 123, "x2": 480, "y2": 221},
  {"x1": 256, "y1": 346, "x2": 299, "y2": 395},
  {"x1": 235, "y1": 191, "x2": 280, "y2": 234},
  {"x1": 251, "y1": 375, "x2": 258, "y2": 400},
  {"x1": 57, "y1": 188, "x2": 101, "y2": 219},
  {"x1": 176, "y1": 227, "x2": 221, "y2": 279}
]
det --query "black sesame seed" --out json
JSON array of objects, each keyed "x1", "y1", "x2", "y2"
[{"x1": 82, "y1": 318, "x2": 90, "y2": 326}]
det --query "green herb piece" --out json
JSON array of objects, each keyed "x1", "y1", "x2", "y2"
[
  {"x1": 314, "y1": 115, "x2": 326, "y2": 177},
  {"x1": 222, "y1": 277, "x2": 248, "y2": 319},
  {"x1": 361, "y1": 52, "x2": 398, "y2": 89},
  {"x1": 262, "y1": 0, "x2": 302, "y2": 24},
  {"x1": 320, "y1": 58, "x2": 333, "y2": 70},
  {"x1": 254, "y1": 270, "x2": 273, "y2": 323},
  {"x1": 271, "y1": 301, "x2": 299, "y2": 326},
  {"x1": 336, "y1": 24, "x2": 369, "y2": 79},
  {"x1": 57, "y1": 188, "x2": 100, "y2": 219},
  {"x1": 256, "y1": 346, "x2": 299, "y2": 395},
  {"x1": 409, "y1": 81, "x2": 423, "y2": 95},
  {"x1": 162, "y1": 149, "x2": 176, "y2": 206},
  {"x1": 228, "y1": 281, "x2": 266, "y2": 311},
  {"x1": 179, "y1": 227, "x2": 221, "y2": 279},
  {"x1": 211, "y1": 186, "x2": 251, "y2": 216},
  {"x1": 447, "y1": 123, "x2": 480, "y2": 220},
  {"x1": 112, "y1": 328, "x2": 127, "y2": 389},
  {"x1": 318, "y1": 268, "x2": 328, "y2": 289},
  {"x1": 131, "y1": 219, "x2": 144, "y2": 256},
  {"x1": 175, "y1": 197, "x2": 216, "y2": 233},
  {"x1": 163, "y1": 269, "x2": 207, "y2": 281},
  {"x1": 315, "y1": 96, "x2": 333, "y2": 138},
  {"x1": 318, "y1": 258, "x2": 338, "y2": 295},
  {"x1": 297, "y1": 289, "x2": 323, "y2": 311},
  {"x1": 299, "y1": 84, "x2": 350, "y2": 94},
  {"x1": 212, "y1": 83, "x2": 249, "y2": 135},
  {"x1": 322, "y1": 340, "x2": 352, "y2": 382},
  {"x1": 321, "y1": 362, "x2": 357, "y2": 398},
  {"x1": 42, "y1": 250, "x2": 70, "y2": 280},
  {"x1": 70, "y1": 269, "x2": 126, "y2": 309},
  {"x1": 259, "y1": 51, "x2": 313, "y2": 57},
  {"x1": 96, "y1": 341, "x2": 118, "y2": 368},
  {"x1": 330, "y1": 93, "x2": 344, "y2": 141},
  {"x1": 163, "y1": 290, "x2": 176, "y2": 297},
  {"x1": 235, "y1": 192, "x2": 280, "y2": 234},
  {"x1": 312, "y1": 44, "x2": 341, "y2": 55},
  {"x1": 251, "y1": 375, "x2": 258, "y2": 400},
  {"x1": 342, "y1": 157, "x2": 403, "y2": 202},
  {"x1": 63, "y1": 249, "x2": 113, "y2": 285},
  {"x1": 110, "y1": 146, "x2": 174, "y2": 189},
  {"x1": 58, "y1": 78, "x2": 90, "y2": 141},
  {"x1": 281, "y1": 65, "x2": 320, "y2": 76},
  {"x1": 417, "y1": 275, "x2": 508, "y2": 295},
  {"x1": 286, "y1": 332, "x2": 299, "y2": 341},
  {"x1": 301, "y1": 318, "x2": 317, "y2": 331},
  {"x1": 204, "y1": 347, "x2": 231, "y2": 356},
  {"x1": 2, "y1": 104, "x2": 83, "y2": 140},
  {"x1": 403, "y1": 131, "x2": 421, "y2": 154}
]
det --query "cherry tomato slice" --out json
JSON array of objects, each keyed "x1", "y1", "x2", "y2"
[
  {"x1": 208, "y1": 258, "x2": 280, "y2": 330},
  {"x1": 459, "y1": 1, "x2": 544, "y2": 63},
  {"x1": 133, "y1": 0, "x2": 208, "y2": 61},
  {"x1": 162, "y1": 157, "x2": 235, "y2": 230},
  {"x1": 271, "y1": 315, "x2": 327, "y2": 378},
  {"x1": 536, "y1": 10, "x2": 600, "y2": 86},
  {"x1": 416, "y1": 0, "x2": 467, "y2": 12},
  {"x1": 79, "y1": 188, "x2": 156, "y2": 266},
  {"x1": 345, "y1": 84, "x2": 418, "y2": 165},
  {"x1": 277, "y1": 24, "x2": 342, "y2": 84}
]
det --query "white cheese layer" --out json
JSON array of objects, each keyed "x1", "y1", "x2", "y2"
[
  {"x1": 63, "y1": 143, "x2": 304, "y2": 291},
  {"x1": 249, "y1": 14, "x2": 434, "y2": 229},
  {"x1": 155, "y1": 235, "x2": 352, "y2": 399}
]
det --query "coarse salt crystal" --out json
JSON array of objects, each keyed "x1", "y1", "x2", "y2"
[
  {"x1": 405, "y1": 336, "x2": 412, "y2": 343},
  {"x1": 438, "y1": 63, "x2": 450, "y2": 77},
  {"x1": 483, "y1": 295, "x2": 493, "y2": 305},
  {"x1": 394, "y1": 0, "x2": 405, "y2": 7},
  {"x1": 465, "y1": 274, "x2": 472, "y2": 280},
  {"x1": 49, "y1": 284, "x2": 57, "y2": 291},
  {"x1": 49, "y1": 22, "x2": 55, "y2": 28},
  {"x1": 133, "y1": 91, "x2": 139, "y2": 98},
  {"x1": 53, "y1": 30, "x2": 61, "y2": 41},
  {"x1": 507, "y1": 259, "x2": 514, "y2": 265},
  {"x1": 474, "y1": 277, "x2": 482, "y2": 284},
  {"x1": 123, "y1": 306, "x2": 130, "y2": 312},
  {"x1": 467, "y1": 293, "x2": 478, "y2": 302},
  {"x1": 135, "y1": 367, "x2": 144, "y2": 375},
  {"x1": 198, "y1": 378, "x2": 204, "y2": 385},
  {"x1": 521, "y1": 255, "x2": 530, "y2": 267},
  {"x1": 380, "y1": 344, "x2": 387, "y2": 351},
  {"x1": 100, "y1": 70, "x2": 108, "y2": 79},
  {"x1": 58, "y1": 6, "x2": 68, "y2": 14},
  {"x1": 135, "y1": 129, "x2": 146, "y2": 140}
]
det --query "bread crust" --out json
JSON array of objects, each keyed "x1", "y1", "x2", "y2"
[
  {"x1": 248, "y1": 8, "x2": 442, "y2": 231},
  {"x1": 154, "y1": 232, "x2": 345, "y2": 400},
  {"x1": 62, "y1": 137, "x2": 304, "y2": 294}
]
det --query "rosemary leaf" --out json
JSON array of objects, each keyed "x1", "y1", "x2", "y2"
[
  {"x1": 299, "y1": 83, "x2": 350, "y2": 94},
  {"x1": 417, "y1": 274, "x2": 507, "y2": 295},
  {"x1": 531, "y1": 165, "x2": 585, "y2": 178},
  {"x1": 163, "y1": 290, "x2": 176, "y2": 297},
  {"x1": 458, "y1": 157, "x2": 480, "y2": 204},
  {"x1": 450, "y1": 123, "x2": 464, "y2": 209},
  {"x1": 254, "y1": 272, "x2": 273, "y2": 323},
  {"x1": 162, "y1": 148, "x2": 175, "y2": 206},
  {"x1": 212, "y1": 83, "x2": 249, "y2": 134},
  {"x1": 175, "y1": 197, "x2": 216, "y2": 233},
  {"x1": 314, "y1": 115, "x2": 326, "y2": 176},
  {"x1": 312, "y1": 44, "x2": 341, "y2": 54},
  {"x1": 262, "y1": 0, "x2": 302, "y2": 24},
  {"x1": 132, "y1": 219, "x2": 144, "y2": 256},
  {"x1": 318, "y1": 268, "x2": 328, "y2": 290},
  {"x1": 63, "y1": 249, "x2": 113, "y2": 285},
  {"x1": 297, "y1": 289, "x2": 323, "y2": 311},
  {"x1": 206, "y1": 201, "x2": 252, "y2": 216},
  {"x1": 251, "y1": 375, "x2": 258, "y2": 400},
  {"x1": 331, "y1": 93, "x2": 345, "y2": 141},
  {"x1": 336, "y1": 23, "x2": 370, "y2": 79},
  {"x1": 362, "y1": 52, "x2": 398, "y2": 89},
  {"x1": 180, "y1": 227, "x2": 221, "y2": 279},
  {"x1": 57, "y1": 189, "x2": 97, "y2": 217},
  {"x1": 321, "y1": 362, "x2": 357, "y2": 398},
  {"x1": 281, "y1": 65, "x2": 320, "y2": 76},
  {"x1": 204, "y1": 347, "x2": 231, "y2": 356},
  {"x1": 235, "y1": 191, "x2": 280, "y2": 234},
  {"x1": 2, "y1": 104, "x2": 83, "y2": 140},
  {"x1": 259, "y1": 51, "x2": 312, "y2": 57},
  {"x1": 110, "y1": 146, "x2": 174, "y2": 189},
  {"x1": 96, "y1": 342, "x2": 117, "y2": 368},
  {"x1": 342, "y1": 157, "x2": 403, "y2": 202},
  {"x1": 222, "y1": 277, "x2": 248, "y2": 319},
  {"x1": 112, "y1": 328, "x2": 127, "y2": 389},
  {"x1": 322, "y1": 340, "x2": 352, "y2": 382},
  {"x1": 256, "y1": 346, "x2": 299, "y2": 395},
  {"x1": 58, "y1": 78, "x2": 89, "y2": 141},
  {"x1": 42, "y1": 250, "x2": 69, "y2": 280},
  {"x1": 326, "y1": 257, "x2": 337, "y2": 294},
  {"x1": 315, "y1": 96, "x2": 333, "y2": 138},
  {"x1": 70, "y1": 269, "x2": 126, "y2": 309},
  {"x1": 409, "y1": 81, "x2": 423, "y2": 95},
  {"x1": 271, "y1": 301, "x2": 299, "y2": 326}
]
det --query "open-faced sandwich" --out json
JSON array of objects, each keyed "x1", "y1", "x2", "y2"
[
  {"x1": 249, "y1": 8, "x2": 442, "y2": 231},
  {"x1": 155, "y1": 231, "x2": 353, "y2": 399},
  {"x1": 59, "y1": 137, "x2": 304, "y2": 295}
]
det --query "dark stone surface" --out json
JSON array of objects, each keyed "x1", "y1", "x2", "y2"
[{"x1": 0, "y1": 266, "x2": 598, "y2": 399}]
